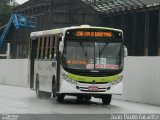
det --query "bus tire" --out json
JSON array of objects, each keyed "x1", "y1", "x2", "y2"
[
  {"x1": 102, "y1": 94, "x2": 112, "y2": 105},
  {"x1": 57, "y1": 94, "x2": 65, "y2": 103},
  {"x1": 84, "y1": 96, "x2": 91, "y2": 101},
  {"x1": 52, "y1": 76, "x2": 56, "y2": 98},
  {"x1": 76, "y1": 96, "x2": 83, "y2": 102},
  {"x1": 36, "y1": 75, "x2": 43, "y2": 98},
  {"x1": 36, "y1": 75, "x2": 51, "y2": 98}
]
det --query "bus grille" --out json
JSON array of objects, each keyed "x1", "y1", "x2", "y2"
[{"x1": 76, "y1": 83, "x2": 110, "y2": 92}]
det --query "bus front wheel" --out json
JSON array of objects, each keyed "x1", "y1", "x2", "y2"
[
  {"x1": 57, "y1": 94, "x2": 65, "y2": 103},
  {"x1": 101, "y1": 94, "x2": 112, "y2": 105},
  {"x1": 84, "y1": 96, "x2": 91, "y2": 101}
]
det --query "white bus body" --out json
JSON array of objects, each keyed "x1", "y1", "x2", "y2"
[{"x1": 29, "y1": 25, "x2": 127, "y2": 104}]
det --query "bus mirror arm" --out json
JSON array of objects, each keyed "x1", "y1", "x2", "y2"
[{"x1": 123, "y1": 46, "x2": 128, "y2": 57}]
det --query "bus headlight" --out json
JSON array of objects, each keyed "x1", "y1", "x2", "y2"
[
  {"x1": 110, "y1": 75, "x2": 123, "y2": 85},
  {"x1": 62, "y1": 73, "x2": 78, "y2": 85}
]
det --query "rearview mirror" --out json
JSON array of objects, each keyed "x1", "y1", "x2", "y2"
[
  {"x1": 59, "y1": 41, "x2": 64, "y2": 53},
  {"x1": 123, "y1": 46, "x2": 128, "y2": 57}
]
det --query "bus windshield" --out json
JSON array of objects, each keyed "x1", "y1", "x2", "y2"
[{"x1": 63, "y1": 40, "x2": 123, "y2": 71}]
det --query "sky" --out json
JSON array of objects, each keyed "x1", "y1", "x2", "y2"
[{"x1": 16, "y1": 0, "x2": 29, "y2": 4}]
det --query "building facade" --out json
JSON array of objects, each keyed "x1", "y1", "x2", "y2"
[
  {"x1": 8, "y1": 0, "x2": 106, "y2": 58},
  {"x1": 2, "y1": 0, "x2": 160, "y2": 58}
]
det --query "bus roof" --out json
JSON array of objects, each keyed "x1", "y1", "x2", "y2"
[{"x1": 30, "y1": 25, "x2": 122, "y2": 38}]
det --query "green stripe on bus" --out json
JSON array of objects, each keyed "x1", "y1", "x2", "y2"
[{"x1": 68, "y1": 73, "x2": 120, "y2": 83}]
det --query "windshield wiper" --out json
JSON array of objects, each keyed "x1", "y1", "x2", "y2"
[
  {"x1": 98, "y1": 43, "x2": 101, "y2": 60},
  {"x1": 99, "y1": 43, "x2": 108, "y2": 56},
  {"x1": 80, "y1": 42, "x2": 87, "y2": 58}
]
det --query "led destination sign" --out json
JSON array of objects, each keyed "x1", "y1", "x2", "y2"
[
  {"x1": 76, "y1": 31, "x2": 113, "y2": 37},
  {"x1": 65, "y1": 29, "x2": 122, "y2": 39}
]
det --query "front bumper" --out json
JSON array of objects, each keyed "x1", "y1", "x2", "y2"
[{"x1": 59, "y1": 80, "x2": 123, "y2": 95}]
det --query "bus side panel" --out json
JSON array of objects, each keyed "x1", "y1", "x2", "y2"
[{"x1": 34, "y1": 60, "x2": 57, "y2": 92}]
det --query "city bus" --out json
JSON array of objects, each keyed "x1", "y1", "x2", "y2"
[{"x1": 29, "y1": 25, "x2": 127, "y2": 105}]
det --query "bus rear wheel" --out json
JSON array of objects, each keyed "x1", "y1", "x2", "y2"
[
  {"x1": 36, "y1": 80, "x2": 43, "y2": 98},
  {"x1": 52, "y1": 76, "x2": 56, "y2": 97},
  {"x1": 102, "y1": 94, "x2": 112, "y2": 105}
]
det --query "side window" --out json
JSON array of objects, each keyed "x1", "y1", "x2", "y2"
[
  {"x1": 44, "y1": 36, "x2": 49, "y2": 59},
  {"x1": 51, "y1": 36, "x2": 55, "y2": 59},
  {"x1": 47, "y1": 36, "x2": 51, "y2": 59},
  {"x1": 34, "y1": 35, "x2": 61, "y2": 60},
  {"x1": 43, "y1": 37, "x2": 47, "y2": 59},
  {"x1": 40, "y1": 37, "x2": 45, "y2": 59},
  {"x1": 34, "y1": 39, "x2": 38, "y2": 58},
  {"x1": 48, "y1": 36, "x2": 56, "y2": 59},
  {"x1": 36, "y1": 37, "x2": 42, "y2": 59},
  {"x1": 49, "y1": 36, "x2": 54, "y2": 59},
  {"x1": 36, "y1": 36, "x2": 50, "y2": 60},
  {"x1": 51, "y1": 36, "x2": 59, "y2": 59},
  {"x1": 31, "y1": 38, "x2": 38, "y2": 59}
]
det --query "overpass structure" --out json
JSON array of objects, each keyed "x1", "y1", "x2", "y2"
[{"x1": 82, "y1": 0, "x2": 160, "y2": 14}]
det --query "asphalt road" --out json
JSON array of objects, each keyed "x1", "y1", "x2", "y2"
[{"x1": 0, "y1": 84, "x2": 160, "y2": 115}]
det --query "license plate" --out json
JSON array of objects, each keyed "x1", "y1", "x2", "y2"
[{"x1": 88, "y1": 86, "x2": 98, "y2": 91}]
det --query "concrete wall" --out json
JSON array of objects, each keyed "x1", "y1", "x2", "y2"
[
  {"x1": 0, "y1": 59, "x2": 29, "y2": 87},
  {"x1": 114, "y1": 57, "x2": 160, "y2": 106},
  {"x1": 0, "y1": 57, "x2": 160, "y2": 105}
]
